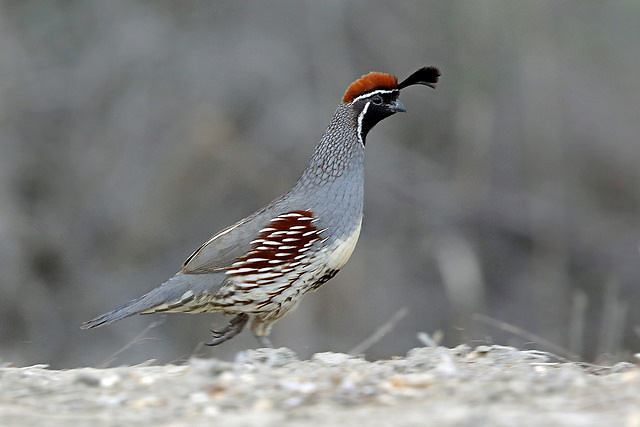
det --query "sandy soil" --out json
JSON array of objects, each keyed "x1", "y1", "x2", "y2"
[{"x1": 1, "y1": 345, "x2": 639, "y2": 427}]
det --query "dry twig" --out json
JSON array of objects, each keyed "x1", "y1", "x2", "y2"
[
  {"x1": 348, "y1": 307, "x2": 409, "y2": 356},
  {"x1": 98, "y1": 317, "x2": 166, "y2": 368},
  {"x1": 473, "y1": 313, "x2": 580, "y2": 361}
]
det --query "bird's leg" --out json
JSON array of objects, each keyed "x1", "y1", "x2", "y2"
[
  {"x1": 250, "y1": 315, "x2": 274, "y2": 348},
  {"x1": 255, "y1": 335, "x2": 273, "y2": 348},
  {"x1": 206, "y1": 313, "x2": 249, "y2": 346}
]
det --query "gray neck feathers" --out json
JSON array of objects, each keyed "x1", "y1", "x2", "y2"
[{"x1": 294, "y1": 104, "x2": 364, "y2": 192}]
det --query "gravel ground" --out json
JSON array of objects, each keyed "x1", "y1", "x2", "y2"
[{"x1": 1, "y1": 345, "x2": 639, "y2": 427}]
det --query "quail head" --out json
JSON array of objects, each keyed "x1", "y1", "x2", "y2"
[{"x1": 82, "y1": 66, "x2": 441, "y2": 347}]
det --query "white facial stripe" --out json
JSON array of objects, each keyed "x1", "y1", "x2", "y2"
[
  {"x1": 351, "y1": 89, "x2": 399, "y2": 103},
  {"x1": 356, "y1": 101, "x2": 370, "y2": 145}
]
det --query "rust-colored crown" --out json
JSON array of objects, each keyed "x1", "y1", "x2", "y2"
[{"x1": 342, "y1": 72, "x2": 398, "y2": 103}]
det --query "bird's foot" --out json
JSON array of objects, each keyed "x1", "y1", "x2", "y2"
[{"x1": 206, "y1": 313, "x2": 249, "y2": 346}]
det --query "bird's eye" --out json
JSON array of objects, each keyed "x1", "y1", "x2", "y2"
[{"x1": 371, "y1": 95, "x2": 383, "y2": 105}]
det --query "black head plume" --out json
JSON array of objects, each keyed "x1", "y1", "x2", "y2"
[{"x1": 398, "y1": 66, "x2": 440, "y2": 90}]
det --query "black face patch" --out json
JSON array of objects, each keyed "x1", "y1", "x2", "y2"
[{"x1": 353, "y1": 90, "x2": 400, "y2": 144}]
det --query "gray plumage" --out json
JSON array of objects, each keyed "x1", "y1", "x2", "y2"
[{"x1": 82, "y1": 67, "x2": 440, "y2": 346}]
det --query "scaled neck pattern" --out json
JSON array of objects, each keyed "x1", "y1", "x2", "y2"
[{"x1": 294, "y1": 104, "x2": 365, "y2": 192}]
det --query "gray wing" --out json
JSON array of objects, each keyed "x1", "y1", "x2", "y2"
[{"x1": 182, "y1": 197, "x2": 288, "y2": 274}]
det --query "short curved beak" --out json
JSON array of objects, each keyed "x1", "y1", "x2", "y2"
[{"x1": 390, "y1": 100, "x2": 406, "y2": 113}]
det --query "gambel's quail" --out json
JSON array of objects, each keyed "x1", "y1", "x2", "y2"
[{"x1": 82, "y1": 66, "x2": 440, "y2": 347}]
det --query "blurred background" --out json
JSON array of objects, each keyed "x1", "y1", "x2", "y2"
[{"x1": 1, "y1": 0, "x2": 639, "y2": 368}]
